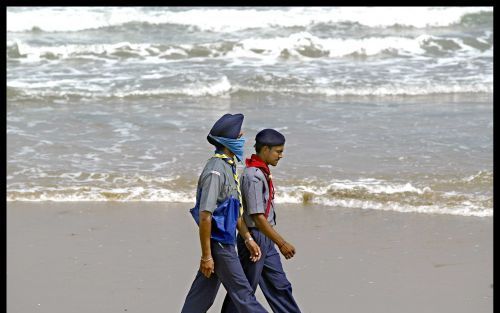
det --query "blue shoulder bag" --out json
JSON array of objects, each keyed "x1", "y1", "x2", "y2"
[{"x1": 190, "y1": 188, "x2": 240, "y2": 245}]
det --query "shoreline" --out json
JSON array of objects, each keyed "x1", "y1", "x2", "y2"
[{"x1": 7, "y1": 201, "x2": 492, "y2": 313}]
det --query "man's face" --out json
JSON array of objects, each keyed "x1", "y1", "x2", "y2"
[{"x1": 264, "y1": 145, "x2": 284, "y2": 167}]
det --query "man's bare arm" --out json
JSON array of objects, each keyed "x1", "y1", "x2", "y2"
[
  {"x1": 237, "y1": 217, "x2": 262, "y2": 262},
  {"x1": 251, "y1": 213, "x2": 296, "y2": 259},
  {"x1": 199, "y1": 211, "x2": 215, "y2": 277}
]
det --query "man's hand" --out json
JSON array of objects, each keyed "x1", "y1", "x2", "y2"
[
  {"x1": 199, "y1": 257, "x2": 215, "y2": 278},
  {"x1": 245, "y1": 239, "x2": 262, "y2": 262},
  {"x1": 278, "y1": 241, "x2": 295, "y2": 259}
]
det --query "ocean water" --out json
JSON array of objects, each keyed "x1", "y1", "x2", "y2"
[{"x1": 7, "y1": 7, "x2": 493, "y2": 217}]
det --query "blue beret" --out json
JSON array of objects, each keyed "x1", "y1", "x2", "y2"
[
  {"x1": 255, "y1": 129, "x2": 285, "y2": 146},
  {"x1": 207, "y1": 113, "x2": 244, "y2": 146}
]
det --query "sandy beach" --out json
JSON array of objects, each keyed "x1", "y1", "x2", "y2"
[{"x1": 7, "y1": 202, "x2": 492, "y2": 313}]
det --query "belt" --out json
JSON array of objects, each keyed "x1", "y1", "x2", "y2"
[{"x1": 248, "y1": 226, "x2": 273, "y2": 230}]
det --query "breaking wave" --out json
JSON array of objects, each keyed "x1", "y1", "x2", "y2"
[
  {"x1": 7, "y1": 172, "x2": 492, "y2": 217},
  {"x1": 6, "y1": 31, "x2": 493, "y2": 62},
  {"x1": 7, "y1": 80, "x2": 492, "y2": 102},
  {"x1": 7, "y1": 7, "x2": 492, "y2": 32}
]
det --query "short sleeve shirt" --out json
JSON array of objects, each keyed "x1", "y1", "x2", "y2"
[
  {"x1": 197, "y1": 157, "x2": 240, "y2": 214},
  {"x1": 240, "y1": 167, "x2": 276, "y2": 227}
]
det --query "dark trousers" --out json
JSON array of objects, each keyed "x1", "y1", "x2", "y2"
[
  {"x1": 181, "y1": 239, "x2": 268, "y2": 313},
  {"x1": 221, "y1": 228, "x2": 301, "y2": 313}
]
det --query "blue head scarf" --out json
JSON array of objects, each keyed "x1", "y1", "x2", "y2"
[
  {"x1": 208, "y1": 134, "x2": 246, "y2": 162},
  {"x1": 207, "y1": 113, "x2": 245, "y2": 162}
]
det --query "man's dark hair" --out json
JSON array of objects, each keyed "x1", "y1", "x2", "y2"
[
  {"x1": 214, "y1": 142, "x2": 225, "y2": 151},
  {"x1": 255, "y1": 142, "x2": 270, "y2": 153}
]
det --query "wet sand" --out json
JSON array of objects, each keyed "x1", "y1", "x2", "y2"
[{"x1": 7, "y1": 202, "x2": 492, "y2": 313}]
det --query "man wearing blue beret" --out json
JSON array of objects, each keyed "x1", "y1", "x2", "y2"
[
  {"x1": 181, "y1": 114, "x2": 268, "y2": 313},
  {"x1": 221, "y1": 129, "x2": 302, "y2": 313}
]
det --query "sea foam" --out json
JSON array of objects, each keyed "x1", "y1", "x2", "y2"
[{"x1": 7, "y1": 7, "x2": 492, "y2": 32}]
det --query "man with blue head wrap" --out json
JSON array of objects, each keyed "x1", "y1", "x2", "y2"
[
  {"x1": 181, "y1": 113, "x2": 268, "y2": 313},
  {"x1": 206, "y1": 113, "x2": 246, "y2": 162},
  {"x1": 221, "y1": 128, "x2": 302, "y2": 313}
]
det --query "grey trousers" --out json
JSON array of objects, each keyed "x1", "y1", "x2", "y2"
[
  {"x1": 181, "y1": 239, "x2": 268, "y2": 313},
  {"x1": 221, "y1": 229, "x2": 301, "y2": 313}
]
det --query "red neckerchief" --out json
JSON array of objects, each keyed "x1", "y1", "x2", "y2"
[{"x1": 245, "y1": 154, "x2": 274, "y2": 218}]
